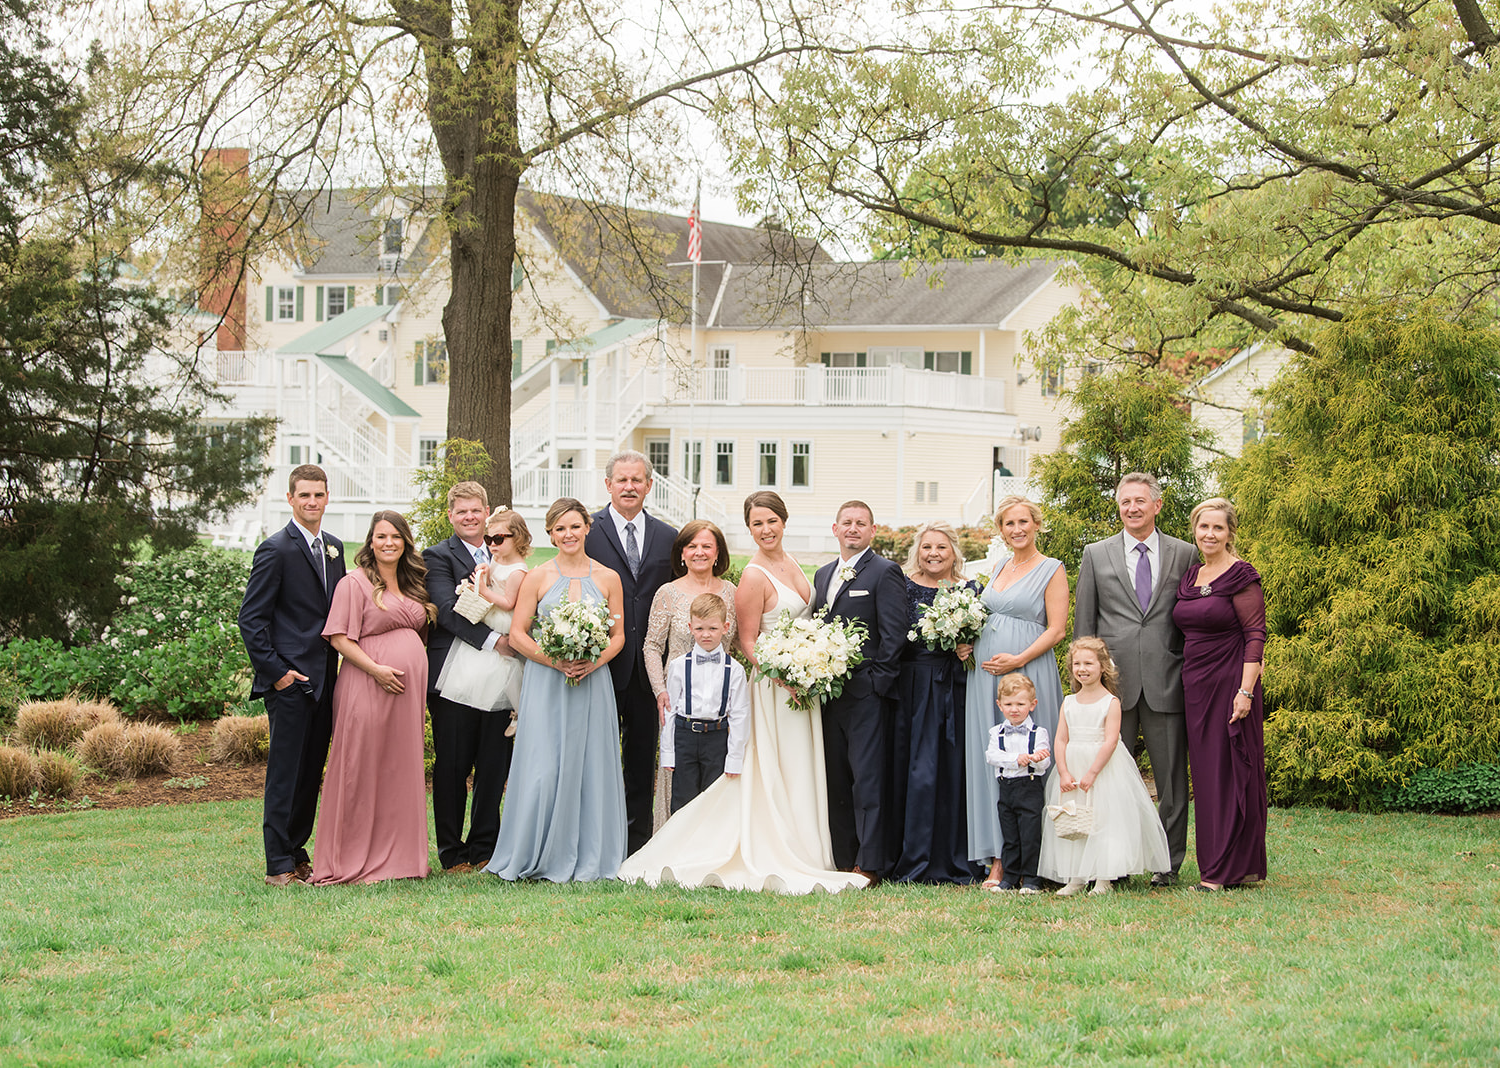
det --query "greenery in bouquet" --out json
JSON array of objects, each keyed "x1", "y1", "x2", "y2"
[
  {"x1": 909, "y1": 582, "x2": 987, "y2": 669},
  {"x1": 753, "y1": 610, "x2": 867, "y2": 712},
  {"x1": 534, "y1": 598, "x2": 615, "y2": 686}
]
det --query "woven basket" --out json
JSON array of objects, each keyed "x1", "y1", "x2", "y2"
[{"x1": 1046, "y1": 797, "x2": 1095, "y2": 840}]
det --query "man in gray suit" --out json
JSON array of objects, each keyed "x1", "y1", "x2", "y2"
[{"x1": 1074, "y1": 472, "x2": 1195, "y2": 886}]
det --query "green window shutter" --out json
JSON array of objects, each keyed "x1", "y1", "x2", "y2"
[
  {"x1": 961, "y1": 351, "x2": 972, "y2": 375},
  {"x1": 346, "y1": 286, "x2": 355, "y2": 309},
  {"x1": 375, "y1": 285, "x2": 384, "y2": 306},
  {"x1": 414, "y1": 341, "x2": 425, "y2": 386},
  {"x1": 924, "y1": 351, "x2": 935, "y2": 370},
  {"x1": 820, "y1": 352, "x2": 831, "y2": 366},
  {"x1": 512, "y1": 339, "x2": 523, "y2": 376},
  {"x1": 545, "y1": 339, "x2": 556, "y2": 355},
  {"x1": 315, "y1": 286, "x2": 324, "y2": 321},
  {"x1": 295, "y1": 287, "x2": 304, "y2": 322},
  {"x1": 856, "y1": 352, "x2": 867, "y2": 367},
  {"x1": 511, "y1": 259, "x2": 524, "y2": 291},
  {"x1": 265, "y1": 287, "x2": 273, "y2": 321}
]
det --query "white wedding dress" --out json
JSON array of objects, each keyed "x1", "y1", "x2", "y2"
[{"x1": 618, "y1": 564, "x2": 868, "y2": 893}]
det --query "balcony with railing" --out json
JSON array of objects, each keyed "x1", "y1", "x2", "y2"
[{"x1": 652, "y1": 364, "x2": 1007, "y2": 413}]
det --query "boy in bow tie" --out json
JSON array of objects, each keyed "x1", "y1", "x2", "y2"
[
  {"x1": 661, "y1": 594, "x2": 750, "y2": 814},
  {"x1": 983, "y1": 673, "x2": 1053, "y2": 893}
]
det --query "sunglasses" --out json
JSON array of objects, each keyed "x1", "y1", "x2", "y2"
[{"x1": 483, "y1": 532, "x2": 512, "y2": 545}]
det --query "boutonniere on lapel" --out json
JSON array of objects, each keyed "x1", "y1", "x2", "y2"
[
  {"x1": 326, "y1": 543, "x2": 341, "y2": 560},
  {"x1": 837, "y1": 563, "x2": 856, "y2": 584}
]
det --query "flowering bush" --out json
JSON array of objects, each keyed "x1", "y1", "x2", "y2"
[
  {"x1": 3, "y1": 545, "x2": 255, "y2": 720},
  {"x1": 533, "y1": 597, "x2": 615, "y2": 686},
  {"x1": 908, "y1": 582, "x2": 988, "y2": 669},
  {"x1": 754, "y1": 609, "x2": 867, "y2": 711},
  {"x1": 871, "y1": 524, "x2": 996, "y2": 571}
]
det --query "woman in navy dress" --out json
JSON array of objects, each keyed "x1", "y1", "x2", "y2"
[
  {"x1": 963, "y1": 496, "x2": 1068, "y2": 888},
  {"x1": 1173, "y1": 498, "x2": 1267, "y2": 891},
  {"x1": 485, "y1": 498, "x2": 628, "y2": 883},
  {"x1": 891, "y1": 522, "x2": 982, "y2": 884}
]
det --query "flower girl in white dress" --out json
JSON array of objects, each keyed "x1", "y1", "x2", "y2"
[
  {"x1": 435, "y1": 507, "x2": 530, "y2": 728},
  {"x1": 1039, "y1": 637, "x2": 1170, "y2": 895}
]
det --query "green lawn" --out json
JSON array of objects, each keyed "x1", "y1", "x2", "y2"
[{"x1": 2, "y1": 803, "x2": 1497, "y2": 1065}]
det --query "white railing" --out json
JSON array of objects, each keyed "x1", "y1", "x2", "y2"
[
  {"x1": 822, "y1": 367, "x2": 890, "y2": 405},
  {"x1": 367, "y1": 345, "x2": 395, "y2": 387},
  {"x1": 513, "y1": 467, "x2": 600, "y2": 507},
  {"x1": 270, "y1": 464, "x2": 421, "y2": 505},
  {"x1": 511, "y1": 408, "x2": 552, "y2": 466},
  {"x1": 653, "y1": 364, "x2": 1003, "y2": 412},
  {"x1": 741, "y1": 367, "x2": 806, "y2": 404},
  {"x1": 315, "y1": 406, "x2": 385, "y2": 468},
  {"x1": 649, "y1": 473, "x2": 732, "y2": 529}
]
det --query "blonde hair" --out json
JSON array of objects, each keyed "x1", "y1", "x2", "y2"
[
  {"x1": 446, "y1": 480, "x2": 489, "y2": 512},
  {"x1": 689, "y1": 592, "x2": 728, "y2": 624},
  {"x1": 545, "y1": 497, "x2": 591, "y2": 531},
  {"x1": 994, "y1": 495, "x2": 1045, "y2": 530},
  {"x1": 1067, "y1": 637, "x2": 1120, "y2": 694},
  {"x1": 903, "y1": 522, "x2": 965, "y2": 582},
  {"x1": 486, "y1": 506, "x2": 532, "y2": 558},
  {"x1": 996, "y1": 673, "x2": 1036, "y2": 701},
  {"x1": 1189, "y1": 497, "x2": 1239, "y2": 557}
]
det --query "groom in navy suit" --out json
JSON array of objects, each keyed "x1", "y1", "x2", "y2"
[
  {"x1": 239, "y1": 465, "x2": 346, "y2": 886},
  {"x1": 813, "y1": 501, "x2": 907, "y2": 881},
  {"x1": 585, "y1": 450, "x2": 676, "y2": 853}
]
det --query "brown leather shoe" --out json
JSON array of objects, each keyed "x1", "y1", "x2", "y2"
[
  {"x1": 444, "y1": 862, "x2": 476, "y2": 874},
  {"x1": 265, "y1": 871, "x2": 298, "y2": 887},
  {"x1": 294, "y1": 861, "x2": 314, "y2": 883},
  {"x1": 851, "y1": 866, "x2": 882, "y2": 888}
]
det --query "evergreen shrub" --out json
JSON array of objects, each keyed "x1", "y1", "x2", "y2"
[
  {"x1": 1383, "y1": 764, "x2": 1500, "y2": 814},
  {"x1": 1227, "y1": 312, "x2": 1500, "y2": 808}
]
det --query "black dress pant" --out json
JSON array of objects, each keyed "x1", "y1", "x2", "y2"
[
  {"x1": 262, "y1": 682, "x2": 333, "y2": 876},
  {"x1": 821, "y1": 692, "x2": 889, "y2": 874},
  {"x1": 996, "y1": 775, "x2": 1046, "y2": 884},
  {"x1": 429, "y1": 692, "x2": 513, "y2": 869},
  {"x1": 616, "y1": 680, "x2": 659, "y2": 853},
  {"x1": 669, "y1": 720, "x2": 729, "y2": 814}
]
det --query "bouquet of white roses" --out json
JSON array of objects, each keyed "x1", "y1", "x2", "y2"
[
  {"x1": 908, "y1": 581, "x2": 987, "y2": 669},
  {"x1": 754, "y1": 609, "x2": 867, "y2": 711},
  {"x1": 534, "y1": 598, "x2": 615, "y2": 686}
]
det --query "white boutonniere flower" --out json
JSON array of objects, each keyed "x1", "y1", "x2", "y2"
[
  {"x1": 326, "y1": 543, "x2": 341, "y2": 559},
  {"x1": 837, "y1": 563, "x2": 856, "y2": 583}
]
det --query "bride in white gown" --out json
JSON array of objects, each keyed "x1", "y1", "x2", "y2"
[{"x1": 618, "y1": 492, "x2": 869, "y2": 894}]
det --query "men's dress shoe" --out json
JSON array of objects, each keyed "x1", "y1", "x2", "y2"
[
  {"x1": 294, "y1": 861, "x2": 314, "y2": 883},
  {"x1": 265, "y1": 871, "x2": 298, "y2": 887},
  {"x1": 445, "y1": 862, "x2": 476, "y2": 874},
  {"x1": 851, "y1": 866, "x2": 881, "y2": 888},
  {"x1": 1150, "y1": 871, "x2": 1178, "y2": 888},
  {"x1": 1056, "y1": 880, "x2": 1088, "y2": 897}
]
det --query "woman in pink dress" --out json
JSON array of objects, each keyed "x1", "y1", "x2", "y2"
[{"x1": 313, "y1": 510, "x2": 437, "y2": 885}]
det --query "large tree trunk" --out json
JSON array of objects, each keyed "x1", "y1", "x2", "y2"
[
  {"x1": 413, "y1": 0, "x2": 522, "y2": 507},
  {"x1": 442, "y1": 160, "x2": 518, "y2": 507}
]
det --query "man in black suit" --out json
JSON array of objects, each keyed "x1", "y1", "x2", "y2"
[
  {"x1": 584, "y1": 450, "x2": 676, "y2": 853},
  {"x1": 423, "y1": 481, "x2": 514, "y2": 873},
  {"x1": 239, "y1": 465, "x2": 346, "y2": 886},
  {"x1": 812, "y1": 500, "x2": 907, "y2": 882}
]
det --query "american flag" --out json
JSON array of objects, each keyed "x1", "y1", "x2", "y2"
[{"x1": 687, "y1": 195, "x2": 702, "y2": 263}]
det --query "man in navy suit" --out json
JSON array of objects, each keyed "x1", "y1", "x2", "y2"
[
  {"x1": 584, "y1": 450, "x2": 676, "y2": 853},
  {"x1": 423, "y1": 481, "x2": 514, "y2": 873},
  {"x1": 239, "y1": 465, "x2": 346, "y2": 886},
  {"x1": 812, "y1": 501, "x2": 907, "y2": 882}
]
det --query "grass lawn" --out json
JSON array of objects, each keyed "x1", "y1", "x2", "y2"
[{"x1": 2, "y1": 804, "x2": 1497, "y2": 1065}]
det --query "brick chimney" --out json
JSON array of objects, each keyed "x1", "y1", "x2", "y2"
[{"x1": 200, "y1": 147, "x2": 249, "y2": 352}]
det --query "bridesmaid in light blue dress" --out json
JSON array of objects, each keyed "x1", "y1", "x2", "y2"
[
  {"x1": 486, "y1": 498, "x2": 628, "y2": 883},
  {"x1": 964, "y1": 496, "x2": 1069, "y2": 887}
]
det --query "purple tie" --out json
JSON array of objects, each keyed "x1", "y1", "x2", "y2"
[{"x1": 1134, "y1": 542, "x2": 1152, "y2": 612}]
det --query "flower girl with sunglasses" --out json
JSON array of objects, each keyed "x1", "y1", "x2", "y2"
[
  {"x1": 1039, "y1": 637, "x2": 1171, "y2": 896},
  {"x1": 435, "y1": 507, "x2": 531, "y2": 733}
]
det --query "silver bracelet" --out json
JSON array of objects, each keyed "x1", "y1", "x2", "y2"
[{"x1": 1236, "y1": 688, "x2": 1252, "y2": 699}]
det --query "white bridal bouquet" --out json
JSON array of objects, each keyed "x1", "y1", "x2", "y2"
[
  {"x1": 908, "y1": 581, "x2": 987, "y2": 669},
  {"x1": 755, "y1": 609, "x2": 868, "y2": 711},
  {"x1": 534, "y1": 598, "x2": 615, "y2": 686}
]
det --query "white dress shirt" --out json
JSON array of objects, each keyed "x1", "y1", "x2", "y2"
[
  {"x1": 607, "y1": 504, "x2": 649, "y2": 558},
  {"x1": 660, "y1": 644, "x2": 751, "y2": 774},
  {"x1": 1121, "y1": 528, "x2": 1162, "y2": 596},
  {"x1": 984, "y1": 716, "x2": 1053, "y2": 779},
  {"x1": 459, "y1": 536, "x2": 500, "y2": 652},
  {"x1": 826, "y1": 546, "x2": 870, "y2": 607}
]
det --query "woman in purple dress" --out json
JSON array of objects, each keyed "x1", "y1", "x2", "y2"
[
  {"x1": 1172, "y1": 498, "x2": 1267, "y2": 892},
  {"x1": 314, "y1": 510, "x2": 436, "y2": 885}
]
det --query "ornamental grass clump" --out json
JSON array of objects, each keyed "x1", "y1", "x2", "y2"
[
  {"x1": 0, "y1": 745, "x2": 38, "y2": 797},
  {"x1": 210, "y1": 714, "x2": 269, "y2": 764},
  {"x1": 14, "y1": 699, "x2": 122, "y2": 749},
  {"x1": 34, "y1": 749, "x2": 82, "y2": 797},
  {"x1": 79, "y1": 722, "x2": 182, "y2": 778}
]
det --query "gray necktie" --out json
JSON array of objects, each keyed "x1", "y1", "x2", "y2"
[
  {"x1": 1134, "y1": 542, "x2": 1152, "y2": 612},
  {"x1": 312, "y1": 535, "x2": 327, "y2": 589},
  {"x1": 624, "y1": 521, "x2": 641, "y2": 578}
]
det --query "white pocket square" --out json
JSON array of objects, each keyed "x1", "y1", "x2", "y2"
[{"x1": 849, "y1": 589, "x2": 869, "y2": 597}]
